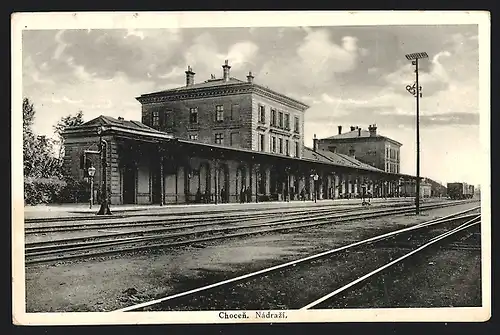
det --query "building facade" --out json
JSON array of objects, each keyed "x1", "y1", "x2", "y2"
[
  {"x1": 137, "y1": 61, "x2": 308, "y2": 159},
  {"x1": 61, "y1": 61, "x2": 419, "y2": 206},
  {"x1": 317, "y1": 124, "x2": 402, "y2": 174},
  {"x1": 63, "y1": 115, "x2": 412, "y2": 205}
]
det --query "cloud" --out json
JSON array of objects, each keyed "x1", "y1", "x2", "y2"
[
  {"x1": 23, "y1": 56, "x2": 55, "y2": 86},
  {"x1": 125, "y1": 29, "x2": 145, "y2": 40},
  {"x1": 257, "y1": 29, "x2": 365, "y2": 94},
  {"x1": 53, "y1": 30, "x2": 68, "y2": 60},
  {"x1": 183, "y1": 33, "x2": 260, "y2": 82},
  {"x1": 226, "y1": 41, "x2": 259, "y2": 67},
  {"x1": 297, "y1": 31, "x2": 359, "y2": 74},
  {"x1": 157, "y1": 66, "x2": 185, "y2": 79}
]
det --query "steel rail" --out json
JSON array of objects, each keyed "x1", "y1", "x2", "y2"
[
  {"x1": 27, "y1": 201, "x2": 460, "y2": 250},
  {"x1": 300, "y1": 215, "x2": 480, "y2": 310},
  {"x1": 25, "y1": 203, "x2": 397, "y2": 234},
  {"x1": 26, "y1": 198, "x2": 455, "y2": 224},
  {"x1": 25, "y1": 203, "x2": 479, "y2": 264},
  {"x1": 111, "y1": 207, "x2": 480, "y2": 312}
]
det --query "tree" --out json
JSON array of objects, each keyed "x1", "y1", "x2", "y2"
[
  {"x1": 53, "y1": 110, "x2": 85, "y2": 159},
  {"x1": 23, "y1": 98, "x2": 60, "y2": 178}
]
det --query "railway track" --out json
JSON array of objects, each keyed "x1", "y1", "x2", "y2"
[
  {"x1": 25, "y1": 198, "x2": 437, "y2": 224},
  {"x1": 111, "y1": 209, "x2": 480, "y2": 312},
  {"x1": 25, "y1": 201, "x2": 411, "y2": 234},
  {"x1": 25, "y1": 200, "x2": 479, "y2": 265}
]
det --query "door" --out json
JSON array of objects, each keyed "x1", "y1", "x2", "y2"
[
  {"x1": 123, "y1": 165, "x2": 136, "y2": 204},
  {"x1": 151, "y1": 165, "x2": 162, "y2": 204}
]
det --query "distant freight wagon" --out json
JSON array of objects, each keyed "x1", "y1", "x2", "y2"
[{"x1": 447, "y1": 182, "x2": 474, "y2": 200}]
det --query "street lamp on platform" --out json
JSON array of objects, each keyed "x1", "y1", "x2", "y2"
[
  {"x1": 311, "y1": 172, "x2": 319, "y2": 203},
  {"x1": 88, "y1": 165, "x2": 96, "y2": 209},
  {"x1": 405, "y1": 51, "x2": 428, "y2": 215},
  {"x1": 96, "y1": 126, "x2": 112, "y2": 215}
]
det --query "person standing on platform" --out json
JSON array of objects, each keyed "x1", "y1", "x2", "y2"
[{"x1": 240, "y1": 186, "x2": 246, "y2": 204}]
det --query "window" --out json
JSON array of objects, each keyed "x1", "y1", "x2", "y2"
[
  {"x1": 230, "y1": 132, "x2": 239, "y2": 146},
  {"x1": 279, "y1": 138, "x2": 283, "y2": 154},
  {"x1": 231, "y1": 104, "x2": 240, "y2": 121},
  {"x1": 259, "y1": 105, "x2": 265, "y2": 124},
  {"x1": 386, "y1": 147, "x2": 389, "y2": 158},
  {"x1": 152, "y1": 110, "x2": 160, "y2": 127},
  {"x1": 189, "y1": 107, "x2": 198, "y2": 124},
  {"x1": 259, "y1": 134, "x2": 265, "y2": 152},
  {"x1": 294, "y1": 116, "x2": 299, "y2": 133},
  {"x1": 215, "y1": 133, "x2": 224, "y2": 144},
  {"x1": 271, "y1": 109, "x2": 277, "y2": 126},
  {"x1": 386, "y1": 162, "x2": 389, "y2": 172},
  {"x1": 285, "y1": 139, "x2": 289, "y2": 156},
  {"x1": 188, "y1": 133, "x2": 198, "y2": 140},
  {"x1": 216, "y1": 105, "x2": 224, "y2": 122},
  {"x1": 278, "y1": 111, "x2": 284, "y2": 128},
  {"x1": 271, "y1": 136, "x2": 276, "y2": 153},
  {"x1": 295, "y1": 142, "x2": 299, "y2": 157},
  {"x1": 284, "y1": 113, "x2": 290, "y2": 130}
]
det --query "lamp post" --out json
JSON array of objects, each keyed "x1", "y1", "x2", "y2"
[
  {"x1": 311, "y1": 172, "x2": 319, "y2": 203},
  {"x1": 96, "y1": 126, "x2": 112, "y2": 215},
  {"x1": 88, "y1": 165, "x2": 96, "y2": 209},
  {"x1": 405, "y1": 51, "x2": 428, "y2": 215}
]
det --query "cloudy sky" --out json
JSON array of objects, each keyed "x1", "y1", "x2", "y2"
[{"x1": 22, "y1": 24, "x2": 481, "y2": 185}]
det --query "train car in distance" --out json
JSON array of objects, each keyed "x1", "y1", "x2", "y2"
[
  {"x1": 468, "y1": 184, "x2": 475, "y2": 198},
  {"x1": 447, "y1": 182, "x2": 474, "y2": 200}
]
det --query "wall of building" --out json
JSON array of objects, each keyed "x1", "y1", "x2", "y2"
[
  {"x1": 251, "y1": 93, "x2": 305, "y2": 158},
  {"x1": 384, "y1": 142, "x2": 401, "y2": 174},
  {"x1": 63, "y1": 135, "x2": 122, "y2": 205},
  {"x1": 317, "y1": 138, "x2": 386, "y2": 170},
  {"x1": 318, "y1": 137, "x2": 401, "y2": 173},
  {"x1": 141, "y1": 93, "x2": 254, "y2": 149}
]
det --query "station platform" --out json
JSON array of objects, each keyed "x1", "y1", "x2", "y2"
[{"x1": 22, "y1": 197, "x2": 437, "y2": 221}]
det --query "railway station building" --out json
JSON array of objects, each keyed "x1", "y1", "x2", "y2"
[
  {"x1": 317, "y1": 124, "x2": 403, "y2": 196},
  {"x1": 62, "y1": 61, "x2": 415, "y2": 205}
]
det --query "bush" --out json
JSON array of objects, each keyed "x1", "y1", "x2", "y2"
[
  {"x1": 57, "y1": 177, "x2": 90, "y2": 203},
  {"x1": 24, "y1": 177, "x2": 67, "y2": 205},
  {"x1": 24, "y1": 176, "x2": 93, "y2": 205}
]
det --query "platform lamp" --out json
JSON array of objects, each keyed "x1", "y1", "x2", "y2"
[
  {"x1": 405, "y1": 51, "x2": 428, "y2": 215},
  {"x1": 311, "y1": 171, "x2": 319, "y2": 203},
  {"x1": 88, "y1": 165, "x2": 96, "y2": 209},
  {"x1": 96, "y1": 126, "x2": 112, "y2": 215}
]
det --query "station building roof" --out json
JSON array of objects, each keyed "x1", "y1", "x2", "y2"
[
  {"x1": 322, "y1": 128, "x2": 403, "y2": 146},
  {"x1": 64, "y1": 115, "x2": 415, "y2": 179},
  {"x1": 302, "y1": 147, "x2": 382, "y2": 172}
]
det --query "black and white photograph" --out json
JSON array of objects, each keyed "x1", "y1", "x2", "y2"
[{"x1": 12, "y1": 11, "x2": 490, "y2": 325}]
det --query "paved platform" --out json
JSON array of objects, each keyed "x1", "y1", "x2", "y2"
[{"x1": 22, "y1": 197, "x2": 439, "y2": 220}]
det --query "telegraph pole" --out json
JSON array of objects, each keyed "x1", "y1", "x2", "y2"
[{"x1": 405, "y1": 52, "x2": 428, "y2": 215}]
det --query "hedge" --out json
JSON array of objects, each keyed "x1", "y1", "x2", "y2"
[{"x1": 24, "y1": 177, "x2": 91, "y2": 205}]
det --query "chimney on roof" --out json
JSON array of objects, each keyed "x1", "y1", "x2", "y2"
[
  {"x1": 222, "y1": 60, "x2": 231, "y2": 82},
  {"x1": 358, "y1": 128, "x2": 361, "y2": 137},
  {"x1": 185, "y1": 65, "x2": 195, "y2": 87},
  {"x1": 118, "y1": 116, "x2": 124, "y2": 121},
  {"x1": 349, "y1": 147, "x2": 356, "y2": 158},
  {"x1": 338, "y1": 125, "x2": 342, "y2": 135},
  {"x1": 247, "y1": 71, "x2": 254, "y2": 83},
  {"x1": 368, "y1": 124, "x2": 377, "y2": 137},
  {"x1": 350, "y1": 126, "x2": 355, "y2": 131},
  {"x1": 313, "y1": 134, "x2": 318, "y2": 152}
]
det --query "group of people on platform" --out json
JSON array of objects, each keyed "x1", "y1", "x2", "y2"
[{"x1": 193, "y1": 185, "x2": 385, "y2": 204}]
